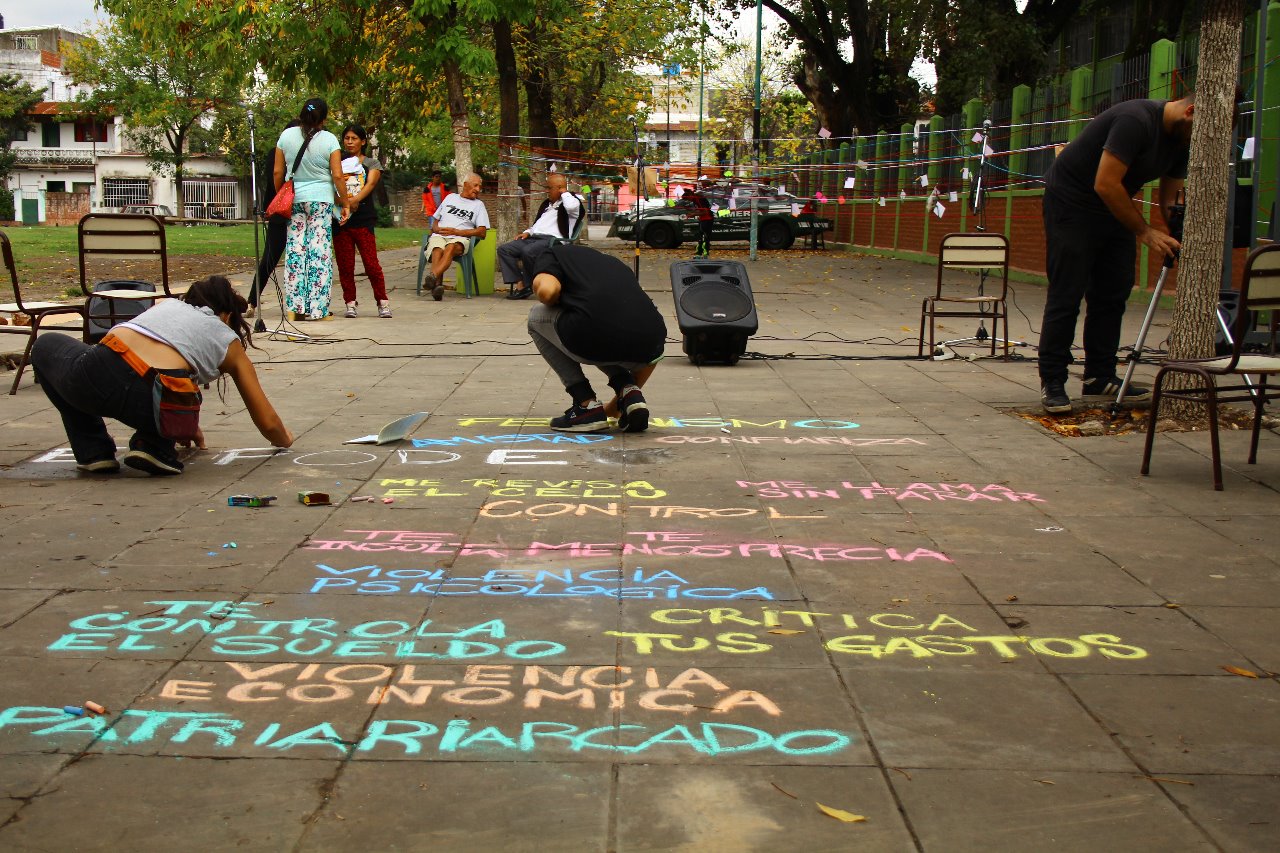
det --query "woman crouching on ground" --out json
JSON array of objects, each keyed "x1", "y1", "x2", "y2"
[{"x1": 31, "y1": 276, "x2": 294, "y2": 475}]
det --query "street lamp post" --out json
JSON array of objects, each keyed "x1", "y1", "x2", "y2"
[{"x1": 748, "y1": 0, "x2": 762, "y2": 261}]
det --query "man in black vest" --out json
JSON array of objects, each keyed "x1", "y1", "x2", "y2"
[
  {"x1": 527, "y1": 243, "x2": 665, "y2": 433},
  {"x1": 1038, "y1": 94, "x2": 1193, "y2": 414},
  {"x1": 501, "y1": 173, "x2": 582, "y2": 299}
]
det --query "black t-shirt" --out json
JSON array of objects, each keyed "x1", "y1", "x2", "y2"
[
  {"x1": 533, "y1": 244, "x2": 666, "y2": 363},
  {"x1": 1045, "y1": 99, "x2": 1189, "y2": 216}
]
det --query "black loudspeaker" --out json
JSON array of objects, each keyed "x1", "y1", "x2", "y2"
[
  {"x1": 87, "y1": 280, "x2": 155, "y2": 343},
  {"x1": 669, "y1": 260, "x2": 758, "y2": 365}
]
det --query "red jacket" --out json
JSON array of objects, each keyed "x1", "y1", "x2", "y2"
[{"x1": 422, "y1": 181, "x2": 447, "y2": 216}]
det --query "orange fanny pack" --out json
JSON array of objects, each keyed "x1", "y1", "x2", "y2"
[{"x1": 102, "y1": 333, "x2": 202, "y2": 441}]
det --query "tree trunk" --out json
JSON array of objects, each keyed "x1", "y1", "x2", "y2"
[
  {"x1": 524, "y1": 59, "x2": 559, "y2": 231},
  {"x1": 494, "y1": 20, "x2": 520, "y2": 244},
  {"x1": 444, "y1": 59, "x2": 473, "y2": 181},
  {"x1": 1165, "y1": 0, "x2": 1243, "y2": 422}
]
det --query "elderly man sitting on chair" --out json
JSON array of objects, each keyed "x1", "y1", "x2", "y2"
[
  {"x1": 422, "y1": 173, "x2": 489, "y2": 301},
  {"x1": 502, "y1": 173, "x2": 582, "y2": 300}
]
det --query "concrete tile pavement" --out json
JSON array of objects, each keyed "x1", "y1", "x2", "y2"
[{"x1": 0, "y1": 236, "x2": 1276, "y2": 850}]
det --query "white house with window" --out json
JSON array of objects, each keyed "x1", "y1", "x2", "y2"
[{"x1": 1, "y1": 24, "x2": 242, "y2": 225}]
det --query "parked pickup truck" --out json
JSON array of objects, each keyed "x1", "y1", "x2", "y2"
[{"x1": 608, "y1": 184, "x2": 832, "y2": 250}]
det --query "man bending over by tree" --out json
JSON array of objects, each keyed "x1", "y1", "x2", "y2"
[
  {"x1": 422, "y1": 173, "x2": 488, "y2": 301},
  {"x1": 1038, "y1": 94, "x2": 1193, "y2": 414},
  {"x1": 501, "y1": 173, "x2": 582, "y2": 300}
]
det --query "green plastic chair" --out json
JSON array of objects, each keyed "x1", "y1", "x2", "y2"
[{"x1": 416, "y1": 231, "x2": 478, "y2": 298}]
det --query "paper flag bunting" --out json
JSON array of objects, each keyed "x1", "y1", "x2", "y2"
[
  {"x1": 948, "y1": 191, "x2": 958, "y2": 203},
  {"x1": 878, "y1": 197, "x2": 885, "y2": 207},
  {"x1": 818, "y1": 127, "x2": 832, "y2": 139},
  {"x1": 814, "y1": 191, "x2": 826, "y2": 202},
  {"x1": 580, "y1": 184, "x2": 591, "y2": 193},
  {"x1": 961, "y1": 168, "x2": 971, "y2": 180},
  {"x1": 919, "y1": 175, "x2": 929, "y2": 188},
  {"x1": 844, "y1": 176, "x2": 856, "y2": 189},
  {"x1": 972, "y1": 131, "x2": 983, "y2": 144},
  {"x1": 933, "y1": 202, "x2": 946, "y2": 219},
  {"x1": 549, "y1": 163, "x2": 557, "y2": 172},
  {"x1": 838, "y1": 195, "x2": 846, "y2": 204}
]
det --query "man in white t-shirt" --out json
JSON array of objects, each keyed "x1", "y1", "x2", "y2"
[
  {"x1": 500, "y1": 173, "x2": 582, "y2": 300},
  {"x1": 423, "y1": 173, "x2": 490, "y2": 301}
]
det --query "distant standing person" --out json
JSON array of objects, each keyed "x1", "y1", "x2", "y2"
[
  {"x1": 500, "y1": 173, "x2": 582, "y2": 300},
  {"x1": 422, "y1": 171, "x2": 447, "y2": 218},
  {"x1": 274, "y1": 97, "x2": 351, "y2": 320},
  {"x1": 421, "y1": 173, "x2": 489, "y2": 301},
  {"x1": 685, "y1": 185, "x2": 714, "y2": 258},
  {"x1": 249, "y1": 120, "x2": 299, "y2": 317},
  {"x1": 526, "y1": 243, "x2": 665, "y2": 433},
  {"x1": 334, "y1": 123, "x2": 391, "y2": 319}
]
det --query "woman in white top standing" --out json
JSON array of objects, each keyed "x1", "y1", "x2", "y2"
[{"x1": 274, "y1": 98, "x2": 351, "y2": 320}]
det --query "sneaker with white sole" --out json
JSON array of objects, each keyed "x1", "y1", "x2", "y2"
[
  {"x1": 345, "y1": 302, "x2": 358, "y2": 318},
  {"x1": 378, "y1": 302, "x2": 392, "y2": 318},
  {"x1": 1083, "y1": 375, "x2": 1150, "y2": 400},
  {"x1": 616, "y1": 385, "x2": 649, "y2": 433},
  {"x1": 1041, "y1": 381, "x2": 1071, "y2": 414},
  {"x1": 550, "y1": 401, "x2": 609, "y2": 433},
  {"x1": 76, "y1": 458, "x2": 120, "y2": 474},
  {"x1": 121, "y1": 449, "x2": 182, "y2": 476}
]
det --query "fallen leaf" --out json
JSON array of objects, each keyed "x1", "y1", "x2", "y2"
[
  {"x1": 768, "y1": 629, "x2": 804, "y2": 636},
  {"x1": 1221, "y1": 665, "x2": 1259, "y2": 678},
  {"x1": 817, "y1": 803, "x2": 867, "y2": 823},
  {"x1": 1005, "y1": 595, "x2": 1019, "y2": 602},
  {"x1": 890, "y1": 598, "x2": 909, "y2": 604},
  {"x1": 1033, "y1": 779, "x2": 1055, "y2": 785},
  {"x1": 771, "y1": 782, "x2": 798, "y2": 799},
  {"x1": 1135, "y1": 775, "x2": 1195, "y2": 786},
  {"x1": 1163, "y1": 602, "x2": 1181, "y2": 609}
]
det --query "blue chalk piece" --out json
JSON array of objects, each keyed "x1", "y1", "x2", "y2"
[
  {"x1": 63, "y1": 706, "x2": 85, "y2": 716},
  {"x1": 223, "y1": 542, "x2": 238, "y2": 549},
  {"x1": 207, "y1": 552, "x2": 218, "y2": 557}
]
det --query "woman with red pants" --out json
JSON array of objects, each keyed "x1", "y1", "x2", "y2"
[{"x1": 334, "y1": 123, "x2": 391, "y2": 318}]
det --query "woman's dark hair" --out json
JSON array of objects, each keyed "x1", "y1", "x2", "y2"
[
  {"x1": 341, "y1": 123, "x2": 368, "y2": 144},
  {"x1": 183, "y1": 276, "x2": 252, "y2": 350},
  {"x1": 299, "y1": 98, "x2": 328, "y2": 129}
]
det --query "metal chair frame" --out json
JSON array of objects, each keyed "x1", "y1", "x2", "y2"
[
  {"x1": 918, "y1": 232, "x2": 1011, "y2": 359},
  {"x1": 1141, "y1": 243, "x2": 1280, "y2": 490}
]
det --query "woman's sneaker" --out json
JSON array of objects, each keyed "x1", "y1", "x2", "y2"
[
  {"x1": 616, "y1": 385, "x2": 649, "y2": 432},
  {"x1": 378, "y1": 302, "x2": 393, "y2": 318},
  {"x1": 345, "y1": 302, "x2": 358, "y2": 318},
  {"x1": 121, "y1": 449, "x2": 182, "y2": 476},
  {"x1": 550, "y1": 401, "x2": 608, "y2": 433}
]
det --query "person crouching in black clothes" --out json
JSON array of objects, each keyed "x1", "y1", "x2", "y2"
[{"x1": 526, "y1": 244, "x2": 665, "y2": 433}]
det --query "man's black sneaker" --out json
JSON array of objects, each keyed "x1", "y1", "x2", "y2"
[
  {"x1": 1041, "y1": 382, "x2": 1071, "y2": 414},
  {"x1": 122, "y1": 449, "x2": 183, "y2": 476},
  {"x1": 1083, "y1": 375, "x2": 1150, "y2": 400},
  {"x1": 550, "y1": 401, "x2": 608, "y2": 433},
  {"x1": 506, "y1": 287, "x2": 533, "y2": 300},
  {"x1": 616, "y1": 385, "x2": 649, "y2": 433}
]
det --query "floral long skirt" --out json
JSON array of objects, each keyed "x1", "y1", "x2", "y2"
[{"x1": 284, "y1": 202, "x2": 334, "y2": 318}]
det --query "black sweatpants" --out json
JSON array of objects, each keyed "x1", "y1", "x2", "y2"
[{"x1": 1038, "y1": 191, "x2": 1137, "y2": 386}]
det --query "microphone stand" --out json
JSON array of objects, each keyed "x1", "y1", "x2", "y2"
[
  {"x1": 934, "y1": 119, "x2": 1021, "y2": 358},
  {"x1": 247, "y1": 107, "x2": 266, "y2": 334},
  {"x1": 631, "y1": 114, "x2": 646, "y2": 281}
]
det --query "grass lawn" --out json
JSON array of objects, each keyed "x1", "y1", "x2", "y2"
[
  {"x1": 1, "y1": 223, "x2": 423, "y2": 258},
  {"x1": 0, "y1": 224, "x2": 424, "y2": 299}
]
